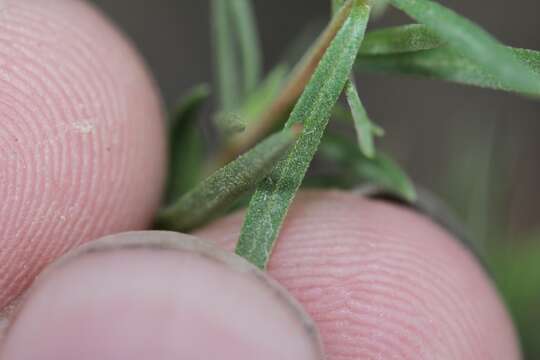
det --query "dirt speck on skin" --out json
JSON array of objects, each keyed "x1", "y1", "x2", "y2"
[{"x1": 71, "y1": 120, "x2": 96, "y2": 134}]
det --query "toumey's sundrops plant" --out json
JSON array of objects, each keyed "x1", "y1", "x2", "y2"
[
  {"x1": 156, "y1": 0, "x2": 540, "y2": 270},
  {"x1": 3, "y1": 1, "x2": 540, "y2": 358}
]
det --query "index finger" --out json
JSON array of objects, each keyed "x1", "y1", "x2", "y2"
[{"x1": 0, "y1": 0, "x2": 166, "y2": 311}]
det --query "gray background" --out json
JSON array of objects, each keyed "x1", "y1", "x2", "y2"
[{"x1": 89, "y1": 0, "x2": 540, "y2": 237}]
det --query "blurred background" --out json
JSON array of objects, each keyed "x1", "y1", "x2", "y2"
[{"x1": 90, "y1": 0, "x2": 540, "y2": 357}]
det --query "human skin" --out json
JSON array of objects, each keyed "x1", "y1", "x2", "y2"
[
  {"x1": 0, "y1": 0, "x2": 166, "y2": 311},
  {"x1": 197, "y1": 191, "x2": 521, "y2": 359},
  {"x1": 0, "y1": 0, "x2": 522, "y2": 359},
  {"x1": 0, "y1": 193, "x2": 521, "y2": 359}
]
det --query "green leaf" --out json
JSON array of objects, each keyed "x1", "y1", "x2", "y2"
[
  {"x1": 372, "y1": 0, "x2": 390, "y2": 18},
  {"x1": 492, "y1": 238, "x2": 540, "y2": 359},
  {"x1": 215, "y1": 112, "x2": 246, "y2": 135},
  {"x1": 345, "y1": 79, "x2": 384, "y2": 158},
  {"x1": 334, "y1": 0, "x2": 389, "y2": 19},
  {"x1": 236, "y1": 0, "x2": 371, "y2": 270},
  {"x1": 331, "y1": 0, "x2": 346, "y2": 14},
  {"x1": 354, "y1": 153, "x2": 416, "y2": 202},
  {"x1": 166, "y1": 85, "x2": 211, "y2": 203},
  {"x1": 331, "y1": 102, "x2": 354, "y2": 122},
  {"x1": 212, "y1": 0, "x2": 239, "y2": 111},
  {"x1": 238, "y1": 65, "x2": 289, "y2": 126},
  {"x1": 360, "y1": 24, "x2": 443, "y2": 55},
  {"x1": 320, "y1": 134, "x2": 416, "y2": 202},
  {"x1": 281, "y1": 21, "x2": 325, "y2": 69},
  {"x1": 230, "y1": 0, "x2": 263, "y2": 94},
  {"x1": 387, "y1": 0, "x2": 540, "y2": 96},
  {"x1": 493, "y1": 242, "x2": 540, "y2": 309},
  {"x1": 156, "y1": 128, "x2": 300, "y2": 231},
  {"x1": 220, "y1": 0, "x2": 356, "y2": 162},
  {"x1": 357, "y1": 46, "x2": 540, "y2": 94},
  {"x1": 335, "y1": 0, "x2": 383, "y2": 159},
  {"x1": 282, "y1": 0, "x2": 354, "y2": 108},
  {"x1": 216, "y1": 66, "x2": 288, "y2": 137}
]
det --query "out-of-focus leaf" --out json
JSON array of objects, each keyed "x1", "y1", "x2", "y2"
[
  {"x1": 354, "y1": 154, "x2": 416, "y2": 202},
  {"x1": 236, "y1": 0, "x2": 371, "y2": 270},
  {"x1": 320, "y1": 134, "x2": 416, "y2": 202},
  {"x1": 230, "y1": 0, "x2": 263, "y2": 94},
  {"x1": 331, "y1": 0, "x2": 346, "y2": 14},
  {"x1": 211, "y1": 0, "x2": 239, "y2": 111},
  {"x1": 372, "y1": 0, "x2": 390, "y2": 18},
  {"x1": 492, "y1": 238, "x2": 540, "y2": 359},
  {"x1": 281, "y1": 20, "x2": 326, "y2": 70},
  {"x1": 156, "y1": 128, "x2": 300, "y2": 231},
  {"x1": 166, "y1": 85, "x2": 211, "y2": 203},
  {"x1": 357, "y1": 46, "x2": 540, "y2": 94},
  {"x1": 239, "y1": 65, "x2": 289, "y2": 126},
  {"x1": 217, "y1": 66, "x2": 288, "y2": 145},
  {"x1": 387, "y1": 0, "x2": 540, "y2": 96},
  {"x1": 215, "y1": 112, "x2": 246, "y2": 136},
  {"x1": 221, "y1": 0, "x2": 356, "y2": 162}
]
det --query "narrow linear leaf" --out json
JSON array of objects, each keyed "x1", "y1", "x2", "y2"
[
  {"x1": 238, "y1": 65, "x2": 289, "y2": 126},
  {"x1": 320, "y1": 135, "x2": 416, "y2": 202},
  {"x1": 334, "y1": 0, "x2": 383, "y2": 159},
  {"x1": 169, "y1": 84, "x2": 211, "y2": 129},
  {"x1": 166, "y1": 85, "x2": 211, "y2": 203},
  {"x1": 357, "y1": 47, "x2": 540, "y2": 94},
  {"x1": 354, "y1": 153, "x2": 416, "y2": 202},
  {"x1": 332, "y1": 103, "x2": 354, "y2": 122},
  {"x1": 372, "y1": 0, "x2": 390, "y2": 18},
  {"x1": 281, "y1": 21, "x2": 326, "y2": 69},
  {"x1": 387, "y1": 0, "x2": 540, "y2": 96},
  {"x1": 360, "y1": 24, "x2": 443, "y2": 55},
  {"x1": 212, "y1": 0, "x2": 239, "y2": 111},
  {"x1": 492, "y1": 238, "x2": 540, "y2": 359},
  {"x1": 279, "y1": 0, "x2": 353, "y2": 97},
  {"x1": 345, "y1": 80, "x2": 384, "y2": 158},
  {"x1": 236, "y1": 1, "x2": 371, "y2": 270},
  {"x1": 230, "y1": 0, "x2": 263, "y2": 94},
  {"x1": 332, "y1": 0, "x2": 346, "y2": 14},
  {"x1": 337, "y1": 0, "x2": 388, "y2": 18},
  {"x1": 156, "y1": 127, "x2": 300, "y2": 231},
  {"x1": 222, "y1": 0, "x2": 355, "y2": 163},
  {"x1": 216, "y1": 66, "x2": 288, "y2": 136},
  {"x1": 215, "y1": 112, "x2": 246, "y2": 135}
]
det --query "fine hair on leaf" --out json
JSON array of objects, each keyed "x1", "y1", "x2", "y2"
[
  {"x1": 221, "y1": 0, "x2": 356, "y2": 163},
  {"x1": 387, "y1": 0, "x2": 540, "y2": 96},
  {"x1": 156, "y1": 127, "x2": 300, "y2": 232},
  {"x1": 360, "y1": 24, "x2": 444, "y2": 55},
  {"x1": 236, "y1": 0, "x2": 371, "y2": 270},
  {"x1": 357, "y1": 46, "x2": 540, "y2": 94}
]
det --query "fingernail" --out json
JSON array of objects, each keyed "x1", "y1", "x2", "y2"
[{"x1": 1, "y1": 231, "x2": 324, "y2": 360}]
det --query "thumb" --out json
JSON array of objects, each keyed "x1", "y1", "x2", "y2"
[{"x1": 0, "y1": 232, "x2": 323, "y2": 360}]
